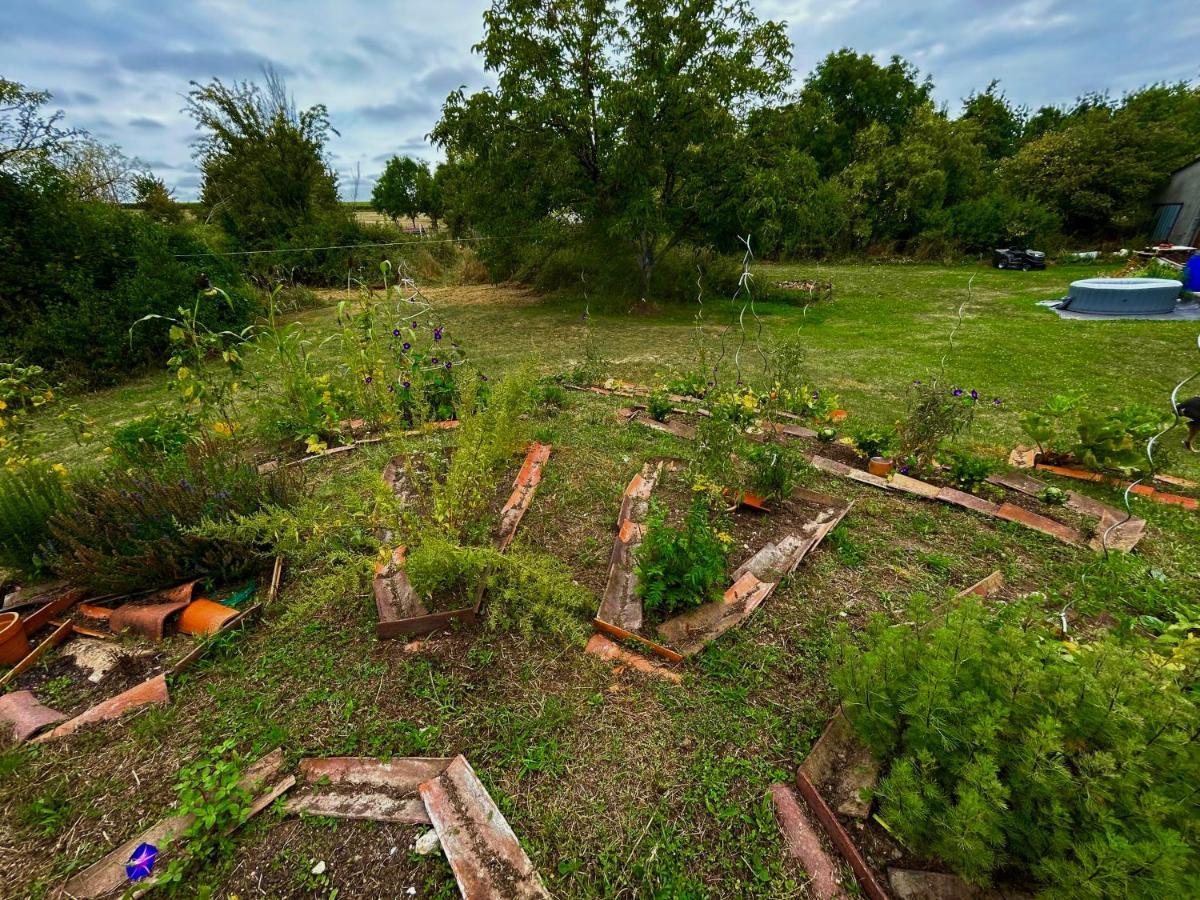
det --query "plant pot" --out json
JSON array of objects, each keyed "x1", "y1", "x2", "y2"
[
  {"x1": 868, "y1": 457, "x2": 894, "y2": 477},
  {"x1": 0, "y1": 611, "x2": 33, "y2": 665},
  {"x1": 176, "y1": 598, "x2": 239, "y2": 636}
]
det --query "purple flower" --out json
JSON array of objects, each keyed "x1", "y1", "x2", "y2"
[
  {"x1": 402, "y1": 380, "x2": 411, "y2": 389},
  {"x1": 392, "y1": 328, "x2": 401, "y2": 337},
  {"x1": 900, "y1": 465, "x2": 910, "y2": 475},
  {"x1": 364, "y1": 375, "x2": 373, "y2": 384},
  {"x1": 970, "y1": 389, "x2": 979, "y2": 400},
  {"x1": 480, "y1": 374, "x2": 489, "y2": 381},
  {"x1": 388, "y1": 385, "x2": 395, "y2": 393},
  {"x1": 913, "y1": 379, "x2": 922, "y2": 385},
  {"x1": 402, "y1": 342, "x2": 411, "y2": 351},
  {"x1": 444, "y1": 361, "x2": 452, "y2": 369},
  {"x1": 126, "y1": 843, "x2": 157, "y2": 881},
  {"x1": 952, "y1": 387, "x2": 964, "y2": 397},
  {"x1": 410, "y1": 320, "x2": 417, "y2": 329},
  {"x1": 434, "y1": 327, "x2": 443, "y2": 342},
  {"x1": 430, "y1": 357, "x2": 438, "y2": 365},
  {"x1": 993, "y1": 398, "x2": 1003, "y2": 406}
]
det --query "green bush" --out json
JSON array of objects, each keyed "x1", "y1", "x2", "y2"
[
  {"x1": 834, "y1": 597, "x2": 1200, "y2": 895},
  {"x1": 0, "y1": 170, "x2": 254, "y2": 387},
  {"x1": 747, "y1": 442, "x2": 805, "y2": 501},
  {"x1": 110, "y1": 410, "x2": 195, "y2": 466},
  {"x1": 635, "y1": 496, "x2": 728, "y2": 619},
  {"x1": 945, "y1": 451, "x2": 997, "y2": 493},
  {"x1": 850, "y1": 424, "x2": 899, "y2": 460},
  {"x1": 0, "y1": 461, "x2": 69, "y2": 576}
]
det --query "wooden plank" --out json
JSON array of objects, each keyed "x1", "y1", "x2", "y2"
[
  {"x1": 0, "y1": 618, "x2": 73, "y2": 690},
  {"x1": 377, "y1": 607, "x2": 476, "y2": 640},
  {"x1": 419, "y1": 755, "x2": 550, "y2": 900}
]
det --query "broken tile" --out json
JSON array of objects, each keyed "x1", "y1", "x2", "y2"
[
  {"x1": 496, "y1": 443, "x2": 552, "y2": 551},
  {"x1": 0, "y1": 690, "x2": 66, "y2": 743},
  {"x1": 936, "y1": 486, "x2": 1002, "y2": 516},
  {"x1": 419, "y1": 755, "x2": 550, "y2": 900},
  {"x1": 34, "y1": 673, "x2": 169, "y2": 743},
  {"x1": 655, "y1": 572, "x2": 776, "y2": 657},
  {"x1": 995, "y1": 503, "x2": 1084, "y2": 545},
  {"x1": 584, "y1": 633, "x2": 682, "y2": 683},
  {"x1": 798, "y1": 713, "x2": 879, "y2": 821},
  {"x1": 108, "y1": 598, "x2": 189, "y2": 641},
  {"x1": 770, "y1": 783, "x2": 847, "y2": 900}
]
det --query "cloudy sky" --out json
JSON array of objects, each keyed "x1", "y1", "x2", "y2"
[{"x1": 4, "y1": 0, "x2": 1197, "y2": 200}]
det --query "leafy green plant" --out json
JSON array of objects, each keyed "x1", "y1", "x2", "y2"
[
  {"x1": 747, "y1": 442, "x2": 804, "y2": 501},
  {"x1": 157, "y1": 739, "x2": 252, "y2": 888},
  {"x1": 833, "y1": 597, "x2": 1200, "y2": 894},
  {"x1": 636, "y1": 496, "x2": 729, "y2": 620},
  {"x1": 1019, "y1": 393, "x2": 1082, "y2": 459},
  {"x1": 0, "y1": 360, "x2": 57, "y2": 464},
  {"x1": 851, "y1": 424, "x2": 899, "y2": 460},
  {"x1": 110, "y1": 409, "x2": 195, "y2": 466},
  {"x1": 816, "y1": 425, "x2": 837, "y2": 443},
  {"x1": 647, "y1": 389, "x2": 673, "y2": 422},
  {"x1": 406, "y1": 536, "x2": 594, "y2": 644},
  {"x1": 692, "y1": 409, "x2": 741, "y2": 489},
  {"x1": 1075, "y1": 404, "x2": 1171, "y2": 475},
  {"x1": 1039, "y1": 485, "x2": 1068, "y2": 506},
  {"x1": 0, "y1": 460, "x2": 69, "y2": 576},
  {"x1": 945, "y1": 451, "x2": 997, "y2": 493}
]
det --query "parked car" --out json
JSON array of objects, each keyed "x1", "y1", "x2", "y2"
[{"x1": 993, "y1": 247, "x2": 1046, "y2": 270}]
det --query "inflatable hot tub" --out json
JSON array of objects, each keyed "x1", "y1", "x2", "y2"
[{"x1": 1061, "y1": 278, "x2": 1181, "y2": 316}]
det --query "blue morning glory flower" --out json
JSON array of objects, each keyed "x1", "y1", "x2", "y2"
[{"x1": 126, "y1": 843, "x2": 157, "y2": 881}]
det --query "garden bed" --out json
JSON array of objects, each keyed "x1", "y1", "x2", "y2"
[
  {"x1": 592, "y1": 459, "x2": 850, "y2": 662},
  {"x1": 374, "y1": 442, "x2": 552, "y2": 638},
  {"x1": 1008, "y1": 445, "x2": 1199, "y2": 510}
]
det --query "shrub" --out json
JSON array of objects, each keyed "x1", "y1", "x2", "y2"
[
  {"x1": 945, "y1": 451, "x2": 997, "y2": 493},
  {"x1": 406, "y1": 536, "x2": 594, "y2": 645},
  {"x1": 692, "y1": 409, "x2": 741, "y2": 489},
  {"x1": 850, "y1": 424, "x2": 899, "y2": 460},
  {"x1": 0, "y1": 461, "x2": 69, "y2": 576},
  {"x1": 432, "y1": 362, "x2": 536, "y2": 542},
  {"x1": 898, "y1": 380, "x2": 980, "y2": 465},
  {"x1": 0, "y1": 170, "x2": 254, "y2": 387},
  {"x1": 1075, "y1": 405, "x2": 1171, "y2": 475},
  {"x1": 110, "y1": 410, "x2": 195, "y2": 466},
  {"x1": 647, "y1": 389, "x2": 673, "y2": 422},
  {"x1": 636, "y1": 496, "x2": 728, "y2": 619},
  {"x1": 46, "y1": 443, "x2": 296, "y2": 592},
  {"x1": 833, "y1": 597, "x2": 1200, "y2": 894},
  {"x1": 747, "y1": 442, "x2": 805, "y2": 501}
]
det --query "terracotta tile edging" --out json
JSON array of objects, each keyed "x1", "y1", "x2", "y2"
[{"x1": 794, "y1": 770, "x2": 890, "y2": 900}]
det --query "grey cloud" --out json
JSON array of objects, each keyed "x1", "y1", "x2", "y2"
[
  {"x1": 129, "y1": 117, "x2": 167, "y2": 130},
  {"x1": 117, "y1": 48, "x2": 295, "y2": 80}
]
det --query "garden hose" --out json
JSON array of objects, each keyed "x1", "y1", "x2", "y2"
[{"x1": 1101, "y1": 333, "x2": 1200, "y2": 556}]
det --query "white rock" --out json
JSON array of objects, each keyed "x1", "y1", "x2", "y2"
[
  {"x1": 414, "y1": 828, "x2": 441, "y2": 856},
  {"x1": 311, "y1": 860, "x2": 326, "y2": 876}
]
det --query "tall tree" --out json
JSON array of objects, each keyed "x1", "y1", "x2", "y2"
[
  {"x1": 414, "y1": 162, "x2": 445, "y2": 229},
  {"x1": 372, "y1": 155, "x2": 423, "y2": 226},
  {"x1": 432, "y1": 0, "x2": 791, "y2": 296},
  {"x1": 793, "y1": 50, "x2": 934, "y2": 176},
  {"x1": 186, "y1": 68, "x2": 341, "y2": 247},
  {"x1": 0, "y1": 78, "x2": 79, "y2": 177},
  {"x1": 961, "y1": 81, "x2": 1025, "y2": 162}
]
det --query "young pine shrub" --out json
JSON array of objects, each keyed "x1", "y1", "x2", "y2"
[
  {"x1": 635, "y1": 497, "x2": 729, "y2": 620},
  {"x1": 833, "y1": 597, "x2": 1200, "y2": 895},
  {"x1": 432, "y1": 362, "x2": 537, "y2": 542}
]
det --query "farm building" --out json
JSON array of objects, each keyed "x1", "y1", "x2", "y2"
[{"x1": 1153, "y1": 155, "x2": 1200, "y2": 245}]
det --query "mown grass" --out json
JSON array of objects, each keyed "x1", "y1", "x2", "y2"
[{"x1": 3, "y1": 260, "x2": 1199, "y2": 897}]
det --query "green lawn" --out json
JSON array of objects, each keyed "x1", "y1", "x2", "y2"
[{"x1": 3, "y1": 261, "x2": 1199, "y2": 897}]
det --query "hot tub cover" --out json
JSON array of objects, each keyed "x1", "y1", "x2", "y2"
[{"x1": 1062, "y1": 278, "x2": 1180, "y2": 316}]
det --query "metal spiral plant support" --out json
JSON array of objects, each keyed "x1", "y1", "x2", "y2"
[
  {"x1": 939, "y1": 273, "x2": 974, "y2": 381},
  {"x1": 1101, "y1": 332, "x2": 1200, "y2": 556}
]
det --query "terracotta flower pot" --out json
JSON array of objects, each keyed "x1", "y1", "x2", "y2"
[
  {"x1": 868, "y1": 457, "x2": 894, "y2": 477},
  {"x1": 176, "y1": 599, "x2": 239, "y2": 637},
  {"x1": 0, "y1": 611, "x2": 33, "y2": 665}
]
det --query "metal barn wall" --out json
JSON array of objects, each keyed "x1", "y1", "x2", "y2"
[{"x1": 1157, "y1": 158, "x2": 1200, "y2": 245}]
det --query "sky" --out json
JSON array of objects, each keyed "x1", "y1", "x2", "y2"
[{"x1": 4, "y1": 0, "x2": 1198, "y2": 201}]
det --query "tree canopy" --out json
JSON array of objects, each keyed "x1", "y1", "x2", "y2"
[{"x1": 372, "y1": 155, "x2": 424, "y2": 225}]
